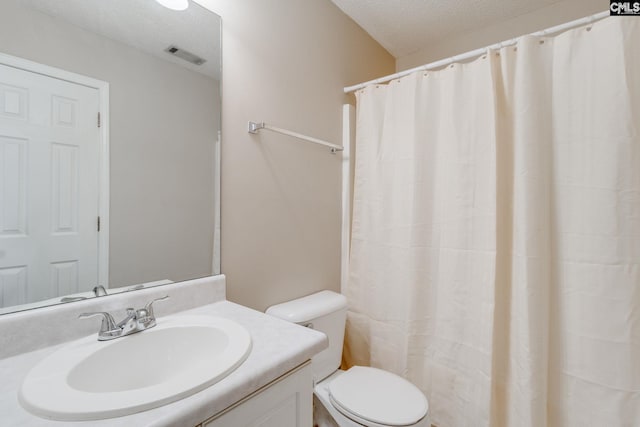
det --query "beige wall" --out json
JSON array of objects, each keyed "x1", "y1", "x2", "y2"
[
  {"x1": 197, "y1": 0, "x2": 394, "y2": 311},
  {"x1": 397, "y1": 0, "x2": 607, "y2": 71},
  {"x1": 0, "y1": 0, "x2": 219, "y2": 289}
]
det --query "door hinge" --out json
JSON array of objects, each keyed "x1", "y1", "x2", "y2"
[
  {"x1": 97, "y1": 216, "x2": 101, "y2": 232},
  {"x1": 97, "y1": 112, "x2": 101, "y2": 128}
]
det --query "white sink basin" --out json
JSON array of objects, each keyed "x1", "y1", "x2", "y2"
[{"x1": 19, "y1": 314, "x2": 252, "y2": 421}]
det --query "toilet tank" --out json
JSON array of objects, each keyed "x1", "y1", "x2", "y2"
[{"x1": 266, "y1": 291, "x2": 347, "y2": 383}]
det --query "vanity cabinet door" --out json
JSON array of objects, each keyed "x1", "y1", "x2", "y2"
[{"x1": 203, "y1": 363, "x2": 313, "y2": 427}]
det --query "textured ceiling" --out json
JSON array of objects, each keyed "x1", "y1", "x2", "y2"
[
  {"x1": 21, "y1": 0, "x2": 221, "y2": 80},
  {"x1": 330, "y1": 0, "x2": 563, "y2": 58}
]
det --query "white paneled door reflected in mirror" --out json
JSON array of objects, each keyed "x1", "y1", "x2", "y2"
[{"x1": 0, "y1": 0, "x2": 221, "y2": 315}]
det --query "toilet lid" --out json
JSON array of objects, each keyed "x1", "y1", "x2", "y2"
[{"x1": 328, "y1": 366, "x2": 428, "y2": 427}]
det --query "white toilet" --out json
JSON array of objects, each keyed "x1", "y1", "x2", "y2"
[{"x1": 266, "y1": 291, "x2": 431, "y2": 427}]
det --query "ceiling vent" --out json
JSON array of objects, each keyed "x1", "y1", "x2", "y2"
[{"x1": 164, "y1": 45, "x2": 206, "y2": 66}]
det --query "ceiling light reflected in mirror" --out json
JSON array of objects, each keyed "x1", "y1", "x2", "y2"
[{"x1": 155, "y1": 0, "x2": 189, "y2": 12}]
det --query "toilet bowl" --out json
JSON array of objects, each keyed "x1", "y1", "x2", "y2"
[
  {"x1": 315, "y1": 367, "x2": 430, "y2": 427},
  {"x1": 266, "y1": 291, "x2": 430, "y2": 427}
]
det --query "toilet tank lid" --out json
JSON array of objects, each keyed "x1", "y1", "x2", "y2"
[{"x1": 266, "y1": 291, "x2": 347, "y2": 323}]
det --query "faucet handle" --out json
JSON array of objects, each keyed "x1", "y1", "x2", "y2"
[
  {"x1": 133, "y1": 296, "x2": 169, "y2": 330},
  {"x1": 78, "y1": 312, "x2": 117, "y2": 333},
  {"x1": 143, "y1": 295, "x2": 169, "y2": 319}
]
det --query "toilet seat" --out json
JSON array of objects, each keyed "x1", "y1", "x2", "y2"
[{"x1": 327, "y1": 366, "x2": 428, "y2": 427}]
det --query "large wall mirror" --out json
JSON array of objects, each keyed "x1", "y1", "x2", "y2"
[{"x1": 0, "y1": 0, "x2": 221, "y2": 315}]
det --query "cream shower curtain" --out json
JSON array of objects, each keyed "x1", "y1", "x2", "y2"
[{"x1": 345, "y1": 17, "x2": 640, "y2": 427}]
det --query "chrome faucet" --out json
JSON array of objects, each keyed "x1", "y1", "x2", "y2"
[
  {"x1": 60, "y1": 285, "x2": 108, "y2": 303},
  {"x1": 79, "y1": 296, "x2": 169, "y2": 341},
  {"x1": 93, "y1": 285, "x2": 108, "y2": 297}
]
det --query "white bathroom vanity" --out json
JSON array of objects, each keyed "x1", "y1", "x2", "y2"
[{"x1": 0, "y1": 276, "x2": 327, "y2": 426}]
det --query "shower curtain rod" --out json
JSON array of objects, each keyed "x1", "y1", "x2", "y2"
[
  {"x1": 344, "y1": 10, "x2": 609, "y2": 93},
  {"x1": 248, "y1": 121, "x2": 344, "y2": 154}
]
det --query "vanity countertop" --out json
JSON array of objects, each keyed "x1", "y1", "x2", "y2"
[{"x1": 0, "y1": 300, "x2": 328, "y2": 427}]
